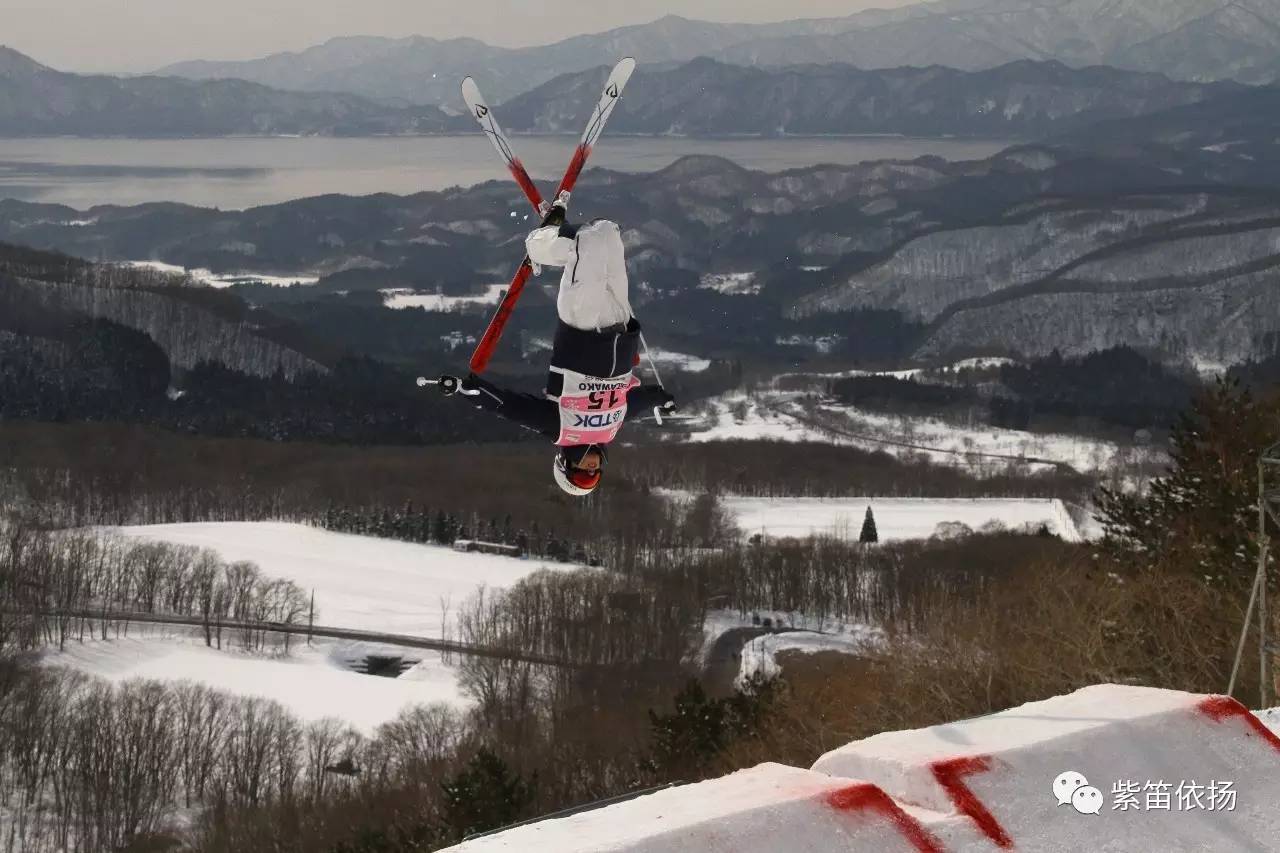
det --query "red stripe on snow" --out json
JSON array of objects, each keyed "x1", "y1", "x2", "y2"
[
  {"x1": 1196, "y1": 695, "x2": 1280, "y2": 754},
  {"x1": 930, "y1": 755, "x2": 1013, "y2": 849},
  {"x1": 826, "y1": 783, "x2": 945, "y2": 853}
]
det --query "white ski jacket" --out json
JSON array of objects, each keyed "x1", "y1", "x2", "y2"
[{"x1": 526, "y1": 219, "x2": 633, "y2": 332}]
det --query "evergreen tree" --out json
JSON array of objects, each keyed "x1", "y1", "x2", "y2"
[
  {"x1": 440, "y1": 749, "x2": 536, "y2": 839},
  {"x1": 648, "y1": 677, "x2": 780, "y2": 778},
  {"x1": 859, "y1": 506, "x2": 879, "y2": 544},
  {"x1": 648, "y1": 680, "x2": 728, "y2": 775},
  {"x1": 1097, "y1": 379, "x2": 1280, "y2": 584}
]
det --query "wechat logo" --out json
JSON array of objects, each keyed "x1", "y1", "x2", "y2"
[{"x1": 1053, "y1": 771, "x2": 1103, "y2": 815}]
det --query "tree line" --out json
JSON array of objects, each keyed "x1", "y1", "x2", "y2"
[
  {"x1": 0, "y1": 519, "x2": 310, "y2": 657},
  {"x1": 830, "y1": 345, "x2": 1200, "y2": 436}
]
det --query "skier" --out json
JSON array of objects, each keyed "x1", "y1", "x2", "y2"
[{"x1": 434, "y1": 200, "x2": 676, "y2": 497}]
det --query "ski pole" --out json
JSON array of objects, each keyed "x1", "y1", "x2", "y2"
[
  {"x1": 416, "y1": 376, "x2": 479, "y2": 396},
  {"x1": 638, "y1": 331, "x2": 666, "y2": 389}
]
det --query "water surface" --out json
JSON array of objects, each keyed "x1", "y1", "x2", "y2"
[{"x1": 0, "y1": 135, "x2": 1016, "y2": 210}]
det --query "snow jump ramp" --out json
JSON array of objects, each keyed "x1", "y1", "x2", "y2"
[{"x1": 442, "y1": 685, "x2": 1280, "y2": 852}]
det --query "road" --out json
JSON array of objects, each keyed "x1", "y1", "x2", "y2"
[{"x1": 26, "y1": 608, "x2": 574, "y2": 668}]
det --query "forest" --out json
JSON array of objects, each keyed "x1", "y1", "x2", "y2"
[{"x1": 2, "y1": 379, "x2": 1276, "y2": 851}]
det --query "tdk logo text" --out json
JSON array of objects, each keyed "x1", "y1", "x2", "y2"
[{"x1": 573, "y1": 412, "x2": 624, "y2": 428}]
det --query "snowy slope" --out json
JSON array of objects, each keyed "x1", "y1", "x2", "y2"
[
  {"x1": 381, "y1": 284, "x2": 506, "y2": 311},
  {"x1": 689, "y1": 391, "x2": 1140, "y2": 475},
  {"x1": 445, "y1": 762, "x2": 971, "y2": 852},
  {"x1": 116, "y1": 522, "x2": 572, "y2": 636},
  {"x1": 125, "y1": 260, "x2": 318, "y2": 288},
  {"x1": 723, "y1": 496, "x2": 1080, "y2": 542},
  {"x1": 442, "y1": 685, "x2": 1280, "y2": 852},
  {"x1": 44, "y1": 634, "x2": 461, "y2": 733}
]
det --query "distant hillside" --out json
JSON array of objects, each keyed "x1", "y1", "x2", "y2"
[
  {"x1": 0, "y1": 241, "x2": 327, "y2": 378},
  {"x1": 0, "y1": 46, "x2": 449, "y2": 137},
  {"x1": 0, "y1": 242, "x2": 509, "y2": 445},
  {"x1": 497, "y1": 58, "x2": 1237, "y2": 138},
  {"x1": 156, "y1": 1, "x2": 1280, "y2": 107}
]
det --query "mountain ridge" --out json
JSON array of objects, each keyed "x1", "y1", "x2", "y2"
[
  {"x1": 153, "y1": 0, "x2": 1280, "y2": 107},
  {"x1": 0, "y1": 46, "x2": 450, "y2": 136}
]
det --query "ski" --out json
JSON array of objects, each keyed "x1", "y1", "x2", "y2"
[
  {"x1": 467, "y1": 57, "x2": 637, "y2": 374},
  {"x1": 462, "y1": 76, "x2": 547, "y2": 216}
]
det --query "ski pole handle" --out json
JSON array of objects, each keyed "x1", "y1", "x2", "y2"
[{"x1": 416, "y1": 375, "x2": 478, "y2": 396}]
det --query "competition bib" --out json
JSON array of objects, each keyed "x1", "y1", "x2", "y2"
[{"x1": 553, "y1": 369, "x2": 640, "y2": 447}]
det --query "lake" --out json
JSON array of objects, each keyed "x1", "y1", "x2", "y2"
[{"x1": 0, "y1": 136, "x2": 1016, "y2": 211}]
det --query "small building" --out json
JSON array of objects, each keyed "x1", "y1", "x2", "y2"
[{"x1": 452, "y1": 539, "x2": 523, "y2": 558}]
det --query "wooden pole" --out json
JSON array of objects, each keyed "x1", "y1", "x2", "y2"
[
  {"x1": 1261, "y1": 455, "x2": 1273, "y2": 708},
  {"x1": 308, "y1": 589, "x2": 315, "y2": 648}
]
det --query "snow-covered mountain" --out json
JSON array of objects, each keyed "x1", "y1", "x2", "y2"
[
  {"x1": 719, "y1": 0, "x2": 1280, "y2": 84},
  {"x1": 156, "y1": 0, "x2": 1280, "y2": 107}
]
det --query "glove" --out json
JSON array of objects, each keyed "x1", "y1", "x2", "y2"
[
  {"x1": 542, "y1": 204, "x2": 567, "y2": 228},
  {"x1": 542, "y1": 190, "x2": 570, "y2": 227}
]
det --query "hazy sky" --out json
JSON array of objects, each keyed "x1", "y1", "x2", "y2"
[{"x1": 2, "y1": 0, "x2": 923, "y2": 72}]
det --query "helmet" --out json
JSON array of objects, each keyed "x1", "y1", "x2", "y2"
[{"x1": 553, "y1": 446, "x2": 605, "y2": 496}]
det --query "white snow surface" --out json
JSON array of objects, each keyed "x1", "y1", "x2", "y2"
[
  {"x1": 44, "y1": 633, "x2": 462, "y2": 734},
  {"x1": 644, "y1": 348, "x2": 712, "y2": 372},
  {"x1": 116, "y1": 522, "x2": 570, "y2": 636},
  {"x1": 82, "y1": 524, "x2": 577, "y2": 728},
  {"x1": 723, "y1": 496, "x2": 1080, "y2": 542},
  {"x1": 381, "y1": 284, "x2": 506, "y2": 311},
  {"x1": 699, "y1": 271, "x2": 761, "y2": 295},
  {"x1": 1258, "y1": 707, "x2": 1280, "y2": 739},
  {"x1": 812, "y1": 684, "x2": 1280, "y2": 850},
  {"x1": 443, "y1": 685, "x2": 1280, "y2": 852},
  {"x1": 125, "y1": 260, "x2": 318, "y2": 288},
  {"x1": 699, "y1": 608, "x2": 883, "y2": 684},
  {"x1": 737, "y1": 629, "x2": 882, "y2": 686},
  {"x1": 442, "y1": 762, "x2": 970, "y2": 853},
  {"x1": 689, "y1": 391, "x2": 1139, "y2": 475}
]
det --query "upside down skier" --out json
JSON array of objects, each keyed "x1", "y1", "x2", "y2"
[{"x1": 434, "y1": 200, "x2": 676, "y2": 497}]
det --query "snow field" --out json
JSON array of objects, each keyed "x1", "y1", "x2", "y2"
[
  {"x1": 125, "y1": 260, "x2": 318, "y2": 288},
  {"x1": 443, "y1": 685, "x2": 1280, "y2": 851},
  {"x1": 116, "y1": 522, "x2": 572, "y2": 637},
  {"x1": 699, "y1": 271, "x2": 761, "y2": 295},
  {"x1": 643, "y1": 348, "x2": 712, "y2": 372},
  {"x1": 381, "y1": 284, "x2": 507, "y2": 311},
  {"x1": 87, "y1": 523, "x2": 579, "y2": 727},
  {"x1": 689, "y1": 391, "x2": 1141, "y2": 476},
  {"x1": 722, "y1": 496, "x2": 1081, "y2": 542},
  {"x1": 660, "y1": 489, "x2": 1081, "y2": 543},
  {"x1": 43, "y1": 633, "x2": 462, "y2": 734}
]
